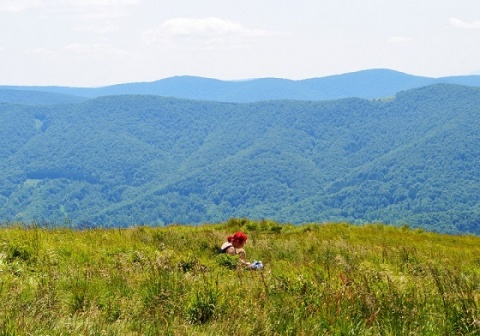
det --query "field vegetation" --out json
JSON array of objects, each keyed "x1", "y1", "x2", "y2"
[{"x1": 2, "y1": 219, "x2": 480, "y2": 335}]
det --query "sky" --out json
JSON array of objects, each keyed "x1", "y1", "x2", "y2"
[{"x1": 1, "y1": 0, "x2": 480, "y2": 87}]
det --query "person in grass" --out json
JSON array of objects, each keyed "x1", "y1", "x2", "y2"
[
  {"x1": 219, "y1": 231, "x2": 250, "y2": 266},
  {"x1": 219, "y1": 231, "x2": 264, "y2": 269}
]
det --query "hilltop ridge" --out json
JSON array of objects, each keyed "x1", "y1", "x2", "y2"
[{"x1": 2, "y1": 68, "x2": 480, "y2": 104}]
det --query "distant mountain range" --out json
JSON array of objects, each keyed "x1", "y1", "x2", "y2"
[
  {"x1": 1, "y1": 82, "x2": 480, "y2": 233},
  {"x1": 2, "y1": 68, "x2": 480, "y2": 104}
]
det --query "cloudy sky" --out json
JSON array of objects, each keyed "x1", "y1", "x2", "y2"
[{"x1": 1, "y1": 0, "x2": 479, "y2": 87}]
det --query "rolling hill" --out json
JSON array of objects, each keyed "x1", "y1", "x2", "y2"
[
  {"x1": 0, "y1": 83, "x2": 479, "y2": 233},
  {"x1": 2, "y1": 68, "x2": 480, "y2": 103},
  {"x1": 0, "y1": 89, "x2": 87, "y2": 105}
]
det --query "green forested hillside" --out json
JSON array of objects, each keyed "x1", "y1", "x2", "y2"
[{"x1": 1, "y1": 84, "x2": 479, "y2": 233}]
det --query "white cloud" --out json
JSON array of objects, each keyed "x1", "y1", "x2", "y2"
[
  {"x1": 56, "y1": 1, "x2": 140, "y2": 21},
  {"x1": 0, "y1": 0, "x2": 140, "y2": 19},
  {"x1": 24, "y1": 47, "x2": 58, "y2": 58},
  {"x1": 162, "y1": 17, "x2": 273, "y2": 37},
  {"x1": 69, "y1": 0, "x2": 140, "y2": 4},
  {"x1": 449, "y1": 17, "x2": 480, "y2": 29},
  {"x1": 60, "y1": 3, "x2": 137, "y2": 20},
  {"x1": 24, "y1": 44, "x2": 128, "y2": 61},
  {"x1": 143, "y1": 17, "x2": 285, "y2": 44},
  {"x1": 72, "y1": 21, "x2": 118, "y2": 33},
  {"x1": 388, "y1": 36, "x2": 413, "y2": 44},
  {"x1": 0, "y1": 0, "x2": 42, "y2": 12}
]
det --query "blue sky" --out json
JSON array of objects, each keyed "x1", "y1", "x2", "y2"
[{"x1": 1, "y1": 0, "x2": 479, "y2": 86}]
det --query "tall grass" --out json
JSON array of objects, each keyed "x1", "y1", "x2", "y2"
[{"x1": 1, "y1": 219, "x2": 480, "y2": 335}]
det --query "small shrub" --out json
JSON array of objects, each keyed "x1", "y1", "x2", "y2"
[
  {"x1": 178, "y1": 255, "x2": 199, "y2": 273},
  {"x1": 270, "y1": 224, "x2": 282, "y2": 234},
  {"x1": 215, "y1": 253, "x2": 239, "y2": 270},
  {"x1": 6, "y1": 244, "x2": 33, "y2": 263},
  {"x1": 68, "y1": 277, "x2": 89, "y2": 314},
  {"x1": 185, "y1": 280, "x2": 219, "y2": 325},
  {"x1": 246, "y1": 221, "x2": 259, "y2": 231},
  {"x1": 226, "y1": 217, "x2": 248, "y2": 229}
]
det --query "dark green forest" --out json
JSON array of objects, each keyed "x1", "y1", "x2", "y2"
[{"x1": 1, "y1": 83, "x2": 480, "y2": 233}]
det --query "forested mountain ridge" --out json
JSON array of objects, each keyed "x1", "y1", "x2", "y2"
[
  {"x1": 2, "y1": 68, "x2": 480, "y2": 103},
  {"x1": 1, "y1": 83, "x2": 479, "y2": 233}
]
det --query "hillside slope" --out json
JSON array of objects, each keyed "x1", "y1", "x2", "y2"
[
  {"x1": 3, "y1": 221, "x2": 480, "y2": 334},
  {"x1": 0, "y1": 84, "x2": 479, "y2": 232}
]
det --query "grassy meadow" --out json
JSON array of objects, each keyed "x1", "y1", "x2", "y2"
[{"x1": 1, "y1": 219, "x2": 480, "y2": 335}]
